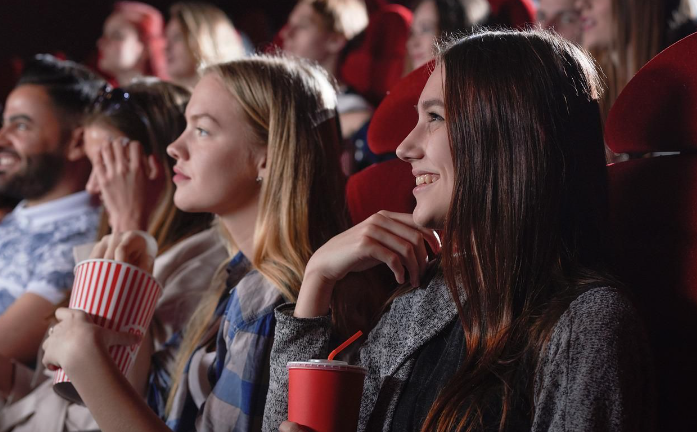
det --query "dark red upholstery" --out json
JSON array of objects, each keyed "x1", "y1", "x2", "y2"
[
  {"x1": 340, "y1": 4, "x2": 412, "y2": 106},
  {"x1": 346, "y1": 62, "x2": 433, "y2": 224},
  {"x1": 605, "y1": 33, "x2": 697, "y2": 430},
  {"x1": 606, "y1": 36, "x2": 697, "y2": 154},
  {"x1": 487, "y1": 0, "x2": 536, "y2": 29}
]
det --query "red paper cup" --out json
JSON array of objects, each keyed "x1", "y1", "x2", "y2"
[
  {"x1": 288, "y1": 360, "x2": 367, "y2": 432},
  {"x1": 53, "y1": 259, "x2": 162, "y2": 404}
]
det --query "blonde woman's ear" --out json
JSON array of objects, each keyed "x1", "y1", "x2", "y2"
[{"x1": 255, "y1": 150, "x2": 268, "y2": 181}]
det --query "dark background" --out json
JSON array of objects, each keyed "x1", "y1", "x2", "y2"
[{"x1": 0, "y1": 0, "x2": 299, "y2": 101}]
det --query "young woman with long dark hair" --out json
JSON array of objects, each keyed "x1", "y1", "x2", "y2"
[{"x1": 264, "y1": 29, "x2": 654, "y2": 432}]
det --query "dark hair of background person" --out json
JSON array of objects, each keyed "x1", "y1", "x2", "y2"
[
  {"x1": 419, "y1": 30, "x2": 616, "y2": 431},
  {"x1": 411, "y1": 0, "x2": 490, "y2": 36},
  {"x1": 85, "y1": 79, "x2": 213, "y2": 254}
]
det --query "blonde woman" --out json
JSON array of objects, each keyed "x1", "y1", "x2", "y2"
[
  {"x1": 39, "y1": 55, "x2": 349, "y2": 432},
  {"x1": 0, "y1": 79, "x2": 226, "y2": 431},
  {"x1": 165, "y1": 2, "x2": 246, "y2": 89}
]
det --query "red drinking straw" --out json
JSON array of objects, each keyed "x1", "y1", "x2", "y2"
[{"x1": 328, "y1": 330, "x2": 363, "y2": 360}]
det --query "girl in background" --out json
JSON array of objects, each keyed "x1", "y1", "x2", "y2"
[
  {"x1": 406, "y1": 0, "x2": 489, "y2": 71},
  {"x1": 165, "y1": 2, "x2": 246, "y2": 89},
  {"x1": 98, "y1": 1, "x2": 168, "y2": 85}
]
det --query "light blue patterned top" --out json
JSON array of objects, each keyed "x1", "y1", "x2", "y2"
[{"x1": 0, "y1": 191, "x2": 101, "y2": 313}]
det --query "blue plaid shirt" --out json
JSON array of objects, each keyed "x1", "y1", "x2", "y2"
[{"x1": 165, "y1": 253, "x2": 285, "y2": 432}]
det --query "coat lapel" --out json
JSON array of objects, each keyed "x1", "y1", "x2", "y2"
[{"x1": 376, "y1": 274, "x2": 460, "y2": 378}]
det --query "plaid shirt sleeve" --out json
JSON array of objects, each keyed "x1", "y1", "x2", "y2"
[{"x1": 197, "y1": 271, "x2": 283, "y2": 432}]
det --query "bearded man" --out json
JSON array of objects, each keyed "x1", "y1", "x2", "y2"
[{"x1": 0, "y1": 55, "x2": 104, "y2": 367}]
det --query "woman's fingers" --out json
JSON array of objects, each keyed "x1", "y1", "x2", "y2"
[
  {"x1": 363, "y1": 224, "x2": 420, "y2": 286},
  {"x1": 376, "y1": 211, "x2": 441, "y2": 254},
  {"x1": 127, "y1": 140, "x2": 143, "y2": 171},
  {"x1": 54, "y1": 307, "x2": 91, "y2": 323},
  {"x1": 103, "y1": 232, "x2": 122, "y2": 260},
  {"x1": 100, "y1": 141, "x2": 116, "y2": 178},
  {"x1": 101, "y1": 327, "x2": 141, "y2": 348},
  {"x1": 365, "y1": 213, "x2": 433, "y2": 285},
  {"x1": 90, "y1": 236, "x2": 110, "y2": 259},
  {"x1": 279, "y1": 421, "x2": 309, "y2": 432},
  {"x1": 111, "y1": 138, "x2": 129, "y2": 175}
]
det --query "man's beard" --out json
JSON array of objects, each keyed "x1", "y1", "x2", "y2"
[{"x1": 0, "y1": 151, "x2": 65, "y2": 200}]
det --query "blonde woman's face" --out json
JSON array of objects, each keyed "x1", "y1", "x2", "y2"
[
  {"x1": 407, "y1": 0, "x2": 439, "y2": 71},
  {"x1": 97, "y1": 13, "x2": 145, "y2": 75},
  {"x1": 165, "y1": 18, "x2": 198, "y2": 81},
  {"x1": 576, "y1": 0, "x2": 612, "y2": 50},
  {"x1": 167, "y1": 74, "x2": 265, "y2": 216}
]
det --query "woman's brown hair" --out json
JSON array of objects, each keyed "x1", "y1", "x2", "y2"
[{"x1": 421, "y1": 30, "x2": 614, "y2": 431}]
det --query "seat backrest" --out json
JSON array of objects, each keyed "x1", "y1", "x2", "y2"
[
  {"x1": 340, "y1": 3, "x2": 412, "y2": 107},
  {"x1": 346, "y1": 62, "x2": 433, "y2": 224},
  {"x1": 487, "y1": 0, "x2": 536, "y2": 29},
  {"x1": 604, "y1": 32, "x2": 697, "y2": 430}
]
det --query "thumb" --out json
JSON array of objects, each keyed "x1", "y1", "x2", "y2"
[{"x1": 279, "y1": 421, "x2": 309, "y2": 432}]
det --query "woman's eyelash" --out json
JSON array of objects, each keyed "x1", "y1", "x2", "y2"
[{"x1": 427, "y1": 112, "x2": 444, "y2": 122}]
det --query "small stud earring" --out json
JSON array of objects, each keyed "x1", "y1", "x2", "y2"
[{"x1": 255, "y1": 176, "x2": 263, "y2": 183}]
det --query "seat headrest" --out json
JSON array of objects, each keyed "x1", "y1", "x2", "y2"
[
  {"x1": 605, "y1": 32, "x2": 697, "y2": 153},
  {"x1": 340, "y1": 4, "x2": 412, "y2": 106},
  {"x1": 367, "y1": 61, "x2": 434, "y2": 155}
]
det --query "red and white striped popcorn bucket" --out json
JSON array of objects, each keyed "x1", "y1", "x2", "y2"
[{"x1": 53, "y1": 259, "x2": 162, "y2": 404}]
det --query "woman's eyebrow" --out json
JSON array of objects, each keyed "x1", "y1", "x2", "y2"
[{"x1": 420, "y1": 99, "x2": 445, "y2": 110}]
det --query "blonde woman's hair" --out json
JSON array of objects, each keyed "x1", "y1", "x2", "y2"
[
  {"x1": 169, "y1": 2, "x2": 245, "y2": 70},
  {"x1": 302, "y1": 0, "x2": 369, "y2": 41},
  {"x1": 165, "y1": 54, "x2": 350, "y2": 415},
  {"x1": 87, "y1": 78, "x2": 213, "y2": 253}
]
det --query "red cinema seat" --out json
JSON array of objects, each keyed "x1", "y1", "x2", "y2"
[
  {"x1": 604, "y1": 32, "x2": 697, "y2": 431},
  {"x1": 346, "y1": 62, "x2": 433, "y2": 225},
  {"x1": 488, "y1": 0, "x2": 536, "y2": 29},
  {"x1": 340, "y1": 3, "x2": 412, "y2": 107}
]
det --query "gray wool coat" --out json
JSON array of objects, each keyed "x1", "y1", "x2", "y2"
[{"x1": 262, "y1": 275, "x2": 654, "y2": 432}]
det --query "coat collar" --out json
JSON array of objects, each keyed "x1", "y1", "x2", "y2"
[{"x1": 367, "y1": 272, "x2": 461, "y2": 378}]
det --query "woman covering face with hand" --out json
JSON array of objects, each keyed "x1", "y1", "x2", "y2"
[
  {"x1": 40, "y1": 55, "x2": 351, "y2": 432},
  {"x1": 264, "y1": 30, "x2": 654, "y2": 432},
  {"x1": 0, "y1": 79, "x2": 224, "y2": 431}
]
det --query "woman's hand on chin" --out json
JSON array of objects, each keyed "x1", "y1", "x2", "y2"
[
  {"x1": 41, "y1": 308, "x2": 141, "y2": 374},
  {"x1": 295, "y1": 211, "x2": 440, "y2": 318}
]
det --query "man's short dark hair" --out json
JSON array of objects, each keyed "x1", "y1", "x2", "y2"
[{"x1": 17, "y1": 54, "x2": 106, "y2": 129}]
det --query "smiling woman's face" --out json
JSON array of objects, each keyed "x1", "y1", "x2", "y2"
[
  {"x1": 166, "y1": 74, "x2": 265, "y2": 216},
  {"x1": 577, "y1": 0, "x2": 613, "y2": 51},
  {"x1": 396, "y1": 66, "x2": 453, "y2": 229}
]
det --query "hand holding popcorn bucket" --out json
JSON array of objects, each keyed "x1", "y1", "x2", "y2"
[{"x1": 52, "y1": 258, "x2": 162, "y2": 404}]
